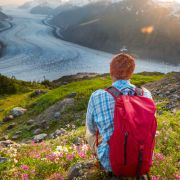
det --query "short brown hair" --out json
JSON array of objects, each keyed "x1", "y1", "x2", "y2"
[{"x1": 110, "y1": 53, "x2": 135, "y2": 80}]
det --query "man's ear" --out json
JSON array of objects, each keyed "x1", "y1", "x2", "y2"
[{"x1": 111, "y1": 76, "x2": 117, "y2": 82}]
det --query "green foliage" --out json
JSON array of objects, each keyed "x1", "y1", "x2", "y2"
[
  {"x1": 0, "y1": 74, "x2": 18, "y2": 94},
  {"x1": 1, "y1": 72, "x2": 179, "y2": 179},
  {"x1": 30, "y1": 73, "x2": 163, "y2": 115},
  {"x1": 0, "y1": 74, "x2": 44, "y2": 95}
]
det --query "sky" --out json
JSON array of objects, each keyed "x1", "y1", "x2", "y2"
[
  {"x1": 0, "y1": 0, "x2": 27, "y2": 6},
  {"x1": 0, "y1": 0, "x2": 180, "y2": 6}
]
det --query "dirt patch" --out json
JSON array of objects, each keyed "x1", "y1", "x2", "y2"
[
  {"x1": 34, "y1": 98, "x2": 74, "y2": 125},
  {"x1": 144, "y1": 72, "x2": 180, "y2": 110}
]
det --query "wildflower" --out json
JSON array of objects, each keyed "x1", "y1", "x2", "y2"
[
  {"x1": 78, "y1": 151, "x2": 86, "y2": 158},
  {"x1": 35, "y1": 154, "x2": 41, "y2": 159},
  {"x1": 81, "y1": 144, "x2": 89, "y2": 152},
  {"x1": 154, "y1": 153, "x2": 165, "y2": 161},
  {"x1": 152, "y1": 176, "x2": 159, "y2": 180},
  {"x1": 56, "y1": 146, "x2": 63, "y2": 151},
  {"x1": 46, "y1": 173, "x2": 63, "y2": 180},
  {"x1": 155, "y1": 131, "x2": 160, "y2": 137},
  {"x1": 14, "y1": 158, "x2": 18, "y2": 163},
  {"x1": 54, "y1": 151, "x2": 64, "y2": 158},
  {"x1": 174, "y1": 174, "x2": 180, "y2": 180},
  {"x1": 56, "y1": 146, "x2": 68, "y2": 153},
  {"x1": 21, "y1": 165, "x2": 29, "y2": 170},
  {"x1": 22, "y1": 174, "x2": 29, "y2": 180},
  {"x1": 46, "y1": 153, "x2": 57, "y2": 162},
  {"x1": 66, "y1": 154, "x2": 74, "y2": 161},
  {"x1": 66, "y1": 124, "x2": 70, "y2": 128}
]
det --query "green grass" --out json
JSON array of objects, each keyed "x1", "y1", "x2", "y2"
[
  {"x1": 0, "y1": 73, "x2": 164, "y2": 141},
  {"x1": 0, "y1": 73, "x2": 164, "y2": 140},
  {"x1": 0, "y1": 110, "x2": 179, "y2": 179},
  {"x1": 2, "y1": 72, "x2": 179, "y2": 179},
  {"x1": 30, "y1": 73, "x2": 164, "y2": 115}
]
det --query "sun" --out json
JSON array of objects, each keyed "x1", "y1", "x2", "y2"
[
  {"x1": 158, "y1": 0, "x2": 172, "y2": 1},
  {"x1": 157, "y1": 0, "x2": 180, "y2": 2}
]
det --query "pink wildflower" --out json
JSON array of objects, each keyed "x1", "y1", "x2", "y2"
[
  {"x1": 81, "y1": 144, "x2": 89, "y2": 152},
  {"x1": 66, "y1": 154, "x2": 74, "y2": 161},
  {"x1": 46, "y1": 153, "x2": 57, "y2": 162},
  {"x1": 154, "y1": 153, "x2": 165, "y2": 161},
  {"x1": 174, "y1": 174, "x2": 180, "y2": 180},
  {"x1": 78, "y1": 151, "x2": 85, "y2": 158},
  {"x1": 21, "y1": 165, "x2": 29, "y2": 170},
  {"x1": 35, "y1": 154, "x2": 41, "y2": 159},
  {"x1": 152, "y1": 176, "x2": 159, "y2": 180},
  {"x1": 22, "y1": 174, "x2": 29, "y2": 180},
  {"x1": 46, "y1": 173, "x2": 63, "y2": 180},
  {"x1": 57, "y1": 153, "x2": 64, "y2": 158}
]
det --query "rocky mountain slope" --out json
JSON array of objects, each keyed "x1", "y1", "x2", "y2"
[
  {"x1": 0, "y1": 11, "x2": 8, "y2": 56},
  {"x1": 30, "y1": 5, "x2": 53, "y2": 15},
  {"x1": 0, "y1": 72, "x2": 179, "y2": 179},
  {"x1": 0, "y1": 11, "x2": 8, "y2": 21},
  {"x1": 50, "y1": 0, "x2": 180, "y2": 65}
]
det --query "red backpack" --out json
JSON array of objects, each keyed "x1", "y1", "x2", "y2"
[{"x1": 98, "y1": 86, "x2": 157, "y2": 178}]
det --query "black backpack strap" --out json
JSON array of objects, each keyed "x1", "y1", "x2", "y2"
[
  {"x1": 135, "y1": 87, "x2": 144, "y2": 96},
  {"x1": 106, "y1": 86, "x2": 144, "y2": 97},
  {"x1": 105, "y1": 86, "x2": 122, "y2": 98}
]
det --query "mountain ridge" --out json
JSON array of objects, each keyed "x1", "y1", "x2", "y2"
[
  {"x1": 49, "y1": 0, "x2": 180, "y2": 65},
  {"x1": 0, "y1": 72, "x2": 179, "y2": 179}
]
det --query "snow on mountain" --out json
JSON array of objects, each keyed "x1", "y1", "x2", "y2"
[
  {"x1": 20, "y1": 0, "x2": 124, "y2": 10},
  {"x1": 0, "y1": 11, "x2": 8, "y2": 21}
]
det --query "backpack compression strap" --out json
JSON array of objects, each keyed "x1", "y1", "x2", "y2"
[
  {"x1": 105, "y1": 86, "x2": 144, "y2": 98},
  {"x1": 105, "y1": 86, "x2": 123, "y2": 98}
]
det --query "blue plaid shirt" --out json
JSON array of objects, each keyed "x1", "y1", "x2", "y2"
[{"x1": 86, "y1": 80, "x2": 152, "y2": 171}]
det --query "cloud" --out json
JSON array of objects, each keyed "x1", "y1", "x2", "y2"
[{"x1": 0, "y1": 0, "x2": 29, "y2": 6}]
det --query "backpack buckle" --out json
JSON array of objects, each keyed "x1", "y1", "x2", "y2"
[{"x1": 140, "y1": 144, "x2": 144, "y2": 151}]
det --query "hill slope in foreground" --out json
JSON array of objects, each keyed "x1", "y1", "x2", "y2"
[{"x1": 0, "y1": 72, "x2": 179, "y2": 179}]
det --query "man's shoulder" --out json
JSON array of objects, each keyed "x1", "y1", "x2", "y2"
[
  {"x1": 142, "y1": 87, "x2": 152, "y2": 99},
  {"x1": 92, "y1": 89, "x2": 108, "y2": 96},
  {"x1": 91, "y1": 89, "x2": 113, "y2": 99},
  {"x1": 90, "y1": 86, "x2": 152, "y2": 99}
]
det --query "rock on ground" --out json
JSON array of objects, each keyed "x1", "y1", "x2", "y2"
[
  {"x1": 10, "y1": 107, "x2": 27, "y2": 117},
  {"x1": 48, "y1": 128, "x2": 66, "y2": 139},
  {"x1": 0, "y1": 140, "x2": 17, "y2": 148},
  {"x1": 33, "y1": 133, "x2": 47, "y2": 143},
  {"x1": 34, "y1": 98, "x2": 74, "y2": 126},
  {"x1": 0, "y1": 157, "x2": 8, "y2": 163},
  {"x1": 30, "y1": 89, "x2": 47, "y2": 97},
  {"x1": 33, "y1": 128, "x2": 42, "y2": 135},
  {"x1": 68, "y1": 161, "x2": 96, "y2": 180},
  {"x1": 27, "y1": 119, "x2": 35, "y2": 125},
  {"x1": 2, "y1": 115, "x2": 14, "y2": 122},
  {"x1": 6, "y1": 123, "x2": 16, "y2": 130},
  {"x1": 145, "y1": 72, "x2": 180, "y2": 111}
]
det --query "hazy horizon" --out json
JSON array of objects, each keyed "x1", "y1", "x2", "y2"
[{"x1": 0, "y1": 0, "x2": 180, "y2": 6}]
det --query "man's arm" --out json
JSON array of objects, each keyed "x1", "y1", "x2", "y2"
[
  {"x1": 85, "y1": 94, "x2": 98, "y2": 152},
  {"x1": 86, "y1": 94, "x2": 96, "y2": 134}
]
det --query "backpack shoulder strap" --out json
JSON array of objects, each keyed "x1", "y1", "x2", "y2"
[
  {"x1": 135, "y1": 87, "x2": 144, "y2": 96},
  {"x1": 105, "y1": 86, "x2": 122, "y2": 98}
]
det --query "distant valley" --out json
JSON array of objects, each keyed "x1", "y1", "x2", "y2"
[
  {"x1": 0, "y1": 0, "x2": 179, "y2": 81},
  {"x1": 48, "y1": 0, "x2": 180, "y2": 65}
]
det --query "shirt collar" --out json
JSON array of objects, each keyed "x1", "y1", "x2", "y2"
[{"x1": 112, "y1": 79, "x2": 133, "y2": 89}]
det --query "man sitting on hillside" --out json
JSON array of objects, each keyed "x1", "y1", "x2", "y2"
[{"x1": 86, "y1": 53, "x2": 154, "y2": 179}]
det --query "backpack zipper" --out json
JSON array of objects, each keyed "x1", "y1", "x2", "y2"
[{"x1": 124, "y1": 132, "x2": 128, "y2": 165}]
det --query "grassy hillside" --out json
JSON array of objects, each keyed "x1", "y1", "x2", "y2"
[
  {"x1": 0, "y1": 73, "x2": 164, "y2": 140},
  {"x1": 0, "y1": 73, "x2": 179, "y2": 179}
]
